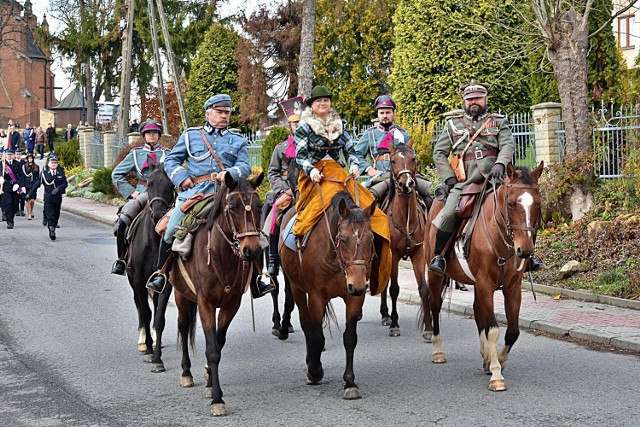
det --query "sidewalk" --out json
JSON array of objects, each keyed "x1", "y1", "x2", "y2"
[{"x1": 57, "y1": 194, "x2": 640, "y2": 353}]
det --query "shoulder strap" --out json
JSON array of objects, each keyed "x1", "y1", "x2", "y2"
[
  {"x1": 198, "y1": 129, "x2": 226, "y2": 171},
  {"x1": 459, "y1": 118, "x2": 492, "y2": 156}
]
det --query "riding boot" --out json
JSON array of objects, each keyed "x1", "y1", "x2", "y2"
[
  {"x1": 266, "y1": 231, "x2": 280, "y2": 277},
  {"x1": 251, "y1": 254, "x2": 276, "y2": 298},
  {"x1": 146, "y1": 240, "x2": 174, "y2": 294},
  {"x1": 428, "y1": 229, "x2": 453, "y2": 274},
  {"x1": 48, "y1": 225, "x2": 56, "y2": 240},
  {"x1": 111, "y1": 219, "x2": 128, "y2": 275}
]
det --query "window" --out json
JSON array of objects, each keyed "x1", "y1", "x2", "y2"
[{"x1": 618, "y1": 15, "x2": 634, "y2": 49}]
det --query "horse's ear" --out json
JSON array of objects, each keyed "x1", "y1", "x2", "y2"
[
  {"x1": 363, "y1": 201, "x2": 376, "y2": 219},
  {"x1": 250, "y1": 171, "x2": 264, "y2": 189},
  {"x1": 531, "y1": 161, "x2": 544, "y2": 181},
  {"x1": 224, "y1": 170, "x2": 237, "y2": 189},
  {"x1": 388, "y1": 140, "x2": 396, "y2": 152},
  {"x1": 506, "y1": 162, "x2": 517, "y2": 180},
  {"x1": 406, "y1": 137, "x2": 414, "y2": 149},
  {"x1": 338, "y1": 198, "x2": 350, "y2": 219}
]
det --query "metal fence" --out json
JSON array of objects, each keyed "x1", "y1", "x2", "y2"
[
  {"x1": 89, "y1": 132, "x2": 104, "y2": 169},
  {"x1": 508, "y1": 112, "x2": 537, "y2": 170}
]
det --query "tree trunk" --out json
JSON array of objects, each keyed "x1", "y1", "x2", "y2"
[
  {"x1": 546, "y1": 9, "x2": 594, "y2": 220},
  {"x1": 297, "y1": 0, "x2": 316, "y2": 98}
]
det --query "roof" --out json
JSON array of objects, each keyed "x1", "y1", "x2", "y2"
[
  {"x1": 51, "y1": 88, "x2": 86, "y2": 110},
  {"x1": 25, "y1": 26, "x2": 47, "y2": 60}
]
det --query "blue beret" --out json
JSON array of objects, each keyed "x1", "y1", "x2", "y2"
[{"x1": 204, "y1": 94, "x2": 233, "y2": 111}]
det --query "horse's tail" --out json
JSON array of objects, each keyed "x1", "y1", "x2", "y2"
[
  {"x1": 323, "y1": 301, "x2": 341, "y2": 338},
  {"x1": 177, "y1": 300, "x2": 198, "y2": 351}
]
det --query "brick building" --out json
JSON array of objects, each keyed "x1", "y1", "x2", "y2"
[{"x1": 0, "y1": 0, "x2": 56, "y2": 128}]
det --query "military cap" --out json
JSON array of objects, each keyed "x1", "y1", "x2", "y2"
[
  {"x1": 140, "y1": 119, "x2": 163, "y2": 135},
  {"x1": 305, "y1": 85, "x2": 332, "y2": 107},
  {"x1": 374, "y1": 94, "x2": 396, "y2": 110},
  {"x1": 5, "y1": 148, "x2": 14, "y2": 154},
  {"x1": 204, "y1": 94, "x2": 233, "y2": 111},
  {"x1": 279, "y1": 96, "x2": 304, "y2": 123},
  {"x1": 14, "y1": 148, "x2": 21, "y2": 154},
  {"x1": 461, "y1": 80, "x2": 488, "y2": 100},
  {"x1": 48, "y1": 155, "x2": 59, "y2": 162}
]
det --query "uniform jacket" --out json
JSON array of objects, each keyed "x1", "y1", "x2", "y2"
[
  {"x1": 294, "y1": 108, "x2": 359, "y2": 177},
  {"x1": 268, "y1": 137, "x2": 295, "y2": 196},
  {"x1": 433, "y1": 113, "x2": 514, "y2": 186},
  {"x1": 22, "y1": 163, "x2": 40, "y2": 197},
  {"x1": 164, "y1": 125, "x2": 251, "y2": 200},
  {"x1": 2, "y1": 159, "x2": 25, "y2": 193},
  {"x1": 111, "y1": 143, "x2": 169, "y2": 199},
  {"x1": 355, "y1": 123, "x2": 412, "y2": 174},
  {"x1": 41, "y1": 166, "x2": 68, "y2": 202}
]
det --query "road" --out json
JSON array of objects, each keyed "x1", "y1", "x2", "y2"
[{"x1": 0, "y1": 209, "x2": 638, "y2": 426}]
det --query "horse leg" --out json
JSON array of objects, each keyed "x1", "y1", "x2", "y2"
[
  {"x1": 379, "y1": 287, "x2": 391, "y2": 326},
  {"x1": 132, "y1": 276, "x2": 154, "y2": 358},
  {"x1": 130, "y1": 283, "x2": 148, "y2": 353},
  {"x1": 297, "y1": 290, "x2": 325, "y2": 385},
  {"x1": 270, "y1": 275, "x2": 282, "y2": 336},
  {"x1": 473, "y1": 278, "x2": 505, "y2": 391},
  {"x1": 499, "y1": 283, "x2": 522, "y2": 368},
  {"x1": 176, "y1": 292, "x2": 196, "y2": 388},
  {"x1": 276, "y1": 274, "x2": 295, "y2": 340},
  {"x1": 426, "y1": 270, "x2": 445, "y2": 363},
  {"x1": 342, "y1": 295, "x2": 365, "y2": 399},
  {"x1": 149, "y1": 284, "x2": 173, "y2": 372},
  {"x1": 388, "y1": 255, "x2": 401, "y2": 336}
]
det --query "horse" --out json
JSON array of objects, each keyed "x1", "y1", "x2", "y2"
[
  {"x1": 280, "y1": 192, "x2": 377, "y2": 399},
  {"x1": 124, "y1": 159, "x2": 175, "y2": 372},
  {"x1": 170, "y1": 172, "x2": 264, "y2": 416},
  {"x1": 421, "y1": 162, "x2": 543, "y2": 391},
  {"x1": 378, "y1": 140, "x2": 427, "y2": 336}
]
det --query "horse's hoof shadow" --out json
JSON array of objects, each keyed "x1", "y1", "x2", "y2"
[{"x1": 343, "y1": 387, "x2": 361, "y2": 400}]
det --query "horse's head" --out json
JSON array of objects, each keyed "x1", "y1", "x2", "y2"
[
  {"x1": 146, "y1": 158, "x2": 175, "y2": 223},
  {"x1": 388, "y1": 140, "x2": 417, "y2": 195},
  {"x1": 219, "y1": 171, "x2": 264, "y2": 261},
  {"x1": 333, "y1": 194, "x2": 377, "y2": 296},
  {"x1": 501, "y1": 161, "x2": 544, "y2": 270}
]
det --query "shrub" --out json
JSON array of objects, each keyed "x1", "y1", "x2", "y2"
[
  {"x1": 261, "y1": 126, "x2": 290, "y2": 173},
  {"x1": 56, "y1": 137, "x2": 82, "y2": 169},
  {"x1": 91, "y1": 167, "x2": 115, "y2": 196}
]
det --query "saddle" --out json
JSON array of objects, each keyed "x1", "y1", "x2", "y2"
[{"x1": 453, "y1": 180, "x2": 495, "y2": 259}]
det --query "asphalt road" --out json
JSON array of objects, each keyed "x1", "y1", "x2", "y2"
[{"x1": 0, "y1": 209, "x2": 638, "y2": 426}]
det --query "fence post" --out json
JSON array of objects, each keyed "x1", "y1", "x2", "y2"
[
  {"x1": 103, "y1": 130, "x2": 115, "y2": 168},
  {"x1": 128, "y1": 132, "x2": 141, "y2": 145},
  {"x1": 531, "y1": 102, "x2": 562, "y2": 166},
  {"x1": 78, "y1": 126, "x2": 93, "y2": 169}
]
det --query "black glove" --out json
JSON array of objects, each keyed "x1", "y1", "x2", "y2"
[
  {"x1": 51, "y1": 187, "x2": 59, "y2": 195},
  {"x1": 488, "y1": 163, "x2": 505, "y2": 180}
]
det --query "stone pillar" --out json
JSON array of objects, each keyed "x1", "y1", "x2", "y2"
[
  {"x1": 104, "y1": 130, "x2": 116, "y2": 167},
  {"x1": 39, "y1": 109, "x2": 56, "y2": 128},
  {"x1": 128, "y1": 132, "x2": 141, "y2": 145},
  {"x1": 78, "y1": 126, "x2": 94, "y2": 169},
  {"x1": 531, "y1": 102, "x2": 562, "y2": 166}
]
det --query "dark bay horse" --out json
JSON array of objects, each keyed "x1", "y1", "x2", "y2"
[
  {"x1": 170, "y1": 172, "x2": 264, "y2": 416},
  {"x1": 422, "y1": 162, "x2": 543, "y2": 391},
  {"x1": 379, "y1": 140, "x2": 427, "y2": 336},
  {"x1": 280, "y1": 192, "x2": 377, "y2": 399},
  {"x1": 124, "y1": 159, "x2": 175, "y2": 371}
]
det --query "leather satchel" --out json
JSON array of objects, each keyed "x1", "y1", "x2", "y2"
[
  {"x1": 449, "y1": 155, "x2": 466, "y2": 183},
  {"x1": 455, "y1": 182, "x2": 484, "y2": 219}
]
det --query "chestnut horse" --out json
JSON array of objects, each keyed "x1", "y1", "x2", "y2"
[
  {"x1": 280, "y1": 192, "x2": 377, "y2": 399},
  {"x1": 421, "y1": 162, "x2": 543, "y2": 391},
  {"x1": 170, "y1": 172, "x2": 264, "y2": 416},
  {"x1": 124, "y1": 160, "x2": 175, "y2": 369},
  {"x1": 379, "y1": 141, "x2": 427, "y2": 336}
]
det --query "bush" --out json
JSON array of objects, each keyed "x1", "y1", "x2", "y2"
[
  {"x1": 91, "y1": 167, "x2": 115, "y2": 196},
  {"x1": 261, "y1": 126, "x2": 290, "y2": 173},
  {"x1": 56, "y1": 137, "x2": 82, "y2": 169}
]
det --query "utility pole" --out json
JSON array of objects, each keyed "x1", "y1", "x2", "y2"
[
  {"x1": 155, "y1": 0, "x2": 188, "y2": 129},
  {"x1": 117, "y1": 0, "x2": 135, "y2": 139},
  {"x1": 147, "y1": 0, "x2": 168, "y2": 131}
]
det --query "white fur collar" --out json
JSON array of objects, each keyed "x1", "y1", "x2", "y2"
[{"x1": 300, "y1": 108, "x2": 343, "y2": 142}]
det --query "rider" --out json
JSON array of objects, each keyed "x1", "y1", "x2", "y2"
[
  {"x1": 293, "y1": 85, "x2": 392, "y2": 294},
  {"x1": 428, "y1": 80, "x2": 543, "y2": 274},
  {"x1": 264, "y1": 95, "x2": 303, "y2": 278},
  {"x1": 355, "y1": 95, "x2": 431, "y2": 207},
  {"x1": 145, "y1": 93, "x2": 275, "y2": 297},
  {"x1": 111, "y1": 120, "x2": 169, "y2": 275}
]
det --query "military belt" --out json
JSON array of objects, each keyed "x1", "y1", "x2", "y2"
[
  {"x1": 464, "y1": 149, "x2": 498, "y2": 161},
  {"x1": 192, "y1": 173, "x2": 218, "y2": 184},
  {"x1": 374, "y1": 153, "x2": 390, "y2": 162}
]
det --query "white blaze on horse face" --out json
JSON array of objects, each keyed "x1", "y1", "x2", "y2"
[{"x1": 518, "y1": 191, "x2": 534, "y2": 238}]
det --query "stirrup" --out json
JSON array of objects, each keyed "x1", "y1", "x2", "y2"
[
  {"x1": 428, "y1": 256, "x2": 447, "y2": 275},
  {"x1": 146, "y1": 271, "x2": 167, "y2": 294}
]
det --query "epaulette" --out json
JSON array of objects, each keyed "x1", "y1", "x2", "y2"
[
  {"x1": 227, "y1": 128, "x2": 242, "y2": 136},
  {"x1": 489, "y1": 113, "x2": 505, "y2": 119},
  {"x1": 447, "y1": 114, "x2": 465, "y2": 120},
  {"x1": 185, "y1": 126, "x2": 202, "y2": 132}
]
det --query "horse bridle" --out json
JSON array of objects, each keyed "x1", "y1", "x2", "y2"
[
  {"x1": 390, "y1": 149, "x2": 415, "y2": 194},
  {"x1": 148, "y1": 185, "x2": 176, "y2": 223},
  {"x1": 215, "y1": 188, "x2": 261, "y2": 257},
  {"x1": 334, "y1": 219, "x2": 375, "y2": 277}
]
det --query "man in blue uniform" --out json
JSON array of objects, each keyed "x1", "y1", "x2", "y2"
[
  {"x1": 146, "y1": 94, "x2": 275, "y2": 297},
  {"x1": 1, "y1": 148, "x2": 25, "y2": 229},
  {"x1": 111, "y1": 120, "x2": 170, "y2": 275}
]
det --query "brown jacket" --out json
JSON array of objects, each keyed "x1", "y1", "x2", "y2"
[{"x1": 36, "y1": 129, "x2": 46, "y2": 146}]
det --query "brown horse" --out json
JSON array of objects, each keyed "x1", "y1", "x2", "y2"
[
  {"x1": 421, "y1": 162, "x2": 543, "y2": 391},
  {"x1": 170, "y1": 172, "x2": 264, "y2": 416},
  {"x1": 379, "y1": 141, "x2": 427, "y2": 336},
  {"x1": 280, "y1": 192, "x2": 377, "y2": 399}
]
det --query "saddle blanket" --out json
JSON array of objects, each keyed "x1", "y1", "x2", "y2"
[{"x1": 283, "y1": 214, "x2": 298, "y2": 251}]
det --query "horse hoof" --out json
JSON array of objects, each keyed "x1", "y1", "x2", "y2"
[
  {"x1": 137, "y1": 343, "x2": 147, "y2": 352},
  {"x1": 143, "y1": 354, "x2": 154, "y2": 363},
  {"x1": 306, "y1": 369, "x2": 323, "y2": 384},
  {"x1": 489, "y1": 379, "x2": 507, "y2": 392},
  {"x1": 277, "y1": 331, "x2": 289, "y2": 341},
  {"x1": 180, "y1": 376, "x2": 194, "y2": 388},
  {"x1": 205, "y1": 387, "x2": 213, "y2": 398},
  {"x1": 431, "y1": 352, "x2": 446, "y2": 364},
  {"x1": 288, "y1": 326, "x2": 294, "y2": 333},
  {"x1": 151, "y1": 363, "x2": 165, "y2": 373},
  {"x1": 422, "y1": 331, "x2": 433, "y2": 342},
  {"x1": 343, "y1": 387, "x2": 362, "y2": 400},
  {"x1": 381, "y1": 316, "x2": 392, "y2": 326},
  {"x1": 389, "y1": 327, "x2": 401, "y2": 337},
  {"x1": 211, "y1": 403, "x2": 227, "y2": 416},
  {"x1": 271, "y1": 328, "x2": 279, "y2": 337}
]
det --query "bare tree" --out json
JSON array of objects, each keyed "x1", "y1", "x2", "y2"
[{"x1": 298, "y1": 0, "x2": 315, "y2": 98}]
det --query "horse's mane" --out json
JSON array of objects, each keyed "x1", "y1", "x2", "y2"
[
  {"x1": 329, "y1": 192, "x2": 369, "y2": 230},
  {"x1": 205, "y1": 176, "x2": 254, "y2": 230},
  {"x1": 515, "y1": 166, "x2": 535, "y2": 185}
]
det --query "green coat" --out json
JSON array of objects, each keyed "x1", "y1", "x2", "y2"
[{"x1": 432, "y1": 113, "x2": 514, "y2": 232}]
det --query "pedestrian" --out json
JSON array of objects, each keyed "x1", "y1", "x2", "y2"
[
  {"x1": 22, "y1": 153, "x2": 40, "y2": 219},
  {"x1": 14, "y1": 149, "x2": 26, "y2": 216},
  {"x1": 292, "y1": 85, "x2": 392, "y2": 291},
  {"x1": 63, "y1": 124, "x2": 75, "y2": 142},
  {"x1": 428, "y1": 80, "x2": 542, "y2": 273},
  {"x1": 110, "y1": 119, "x2": 170, "y2": 275},
  {"x1": 7, "y1": 124, "x2": 20, "y2": 150},
  {"x1": 46, "y1": 123, "x2": 56, "y2": 154},
  {"x1": 40, "y1": 155, "x2": 68, "y2": 240},
  {"x1": 355, "y1": 94, "x2": 432, "y2": 206},
  {"x1": 23, "y1": 123, "x2": 36, "y2": 154},
  {"x1": 1, "y1": 148, "x2": 25, "y2": 229},
  {"x1": 35, "y1": 126, "x2": 46, "y2": 159},
  {"x1": 0, "y1": 129, "x2": 7, "y2": 149},
  {"x1": 145, "y1": 93, "x2": 274, "y2": 297}
]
